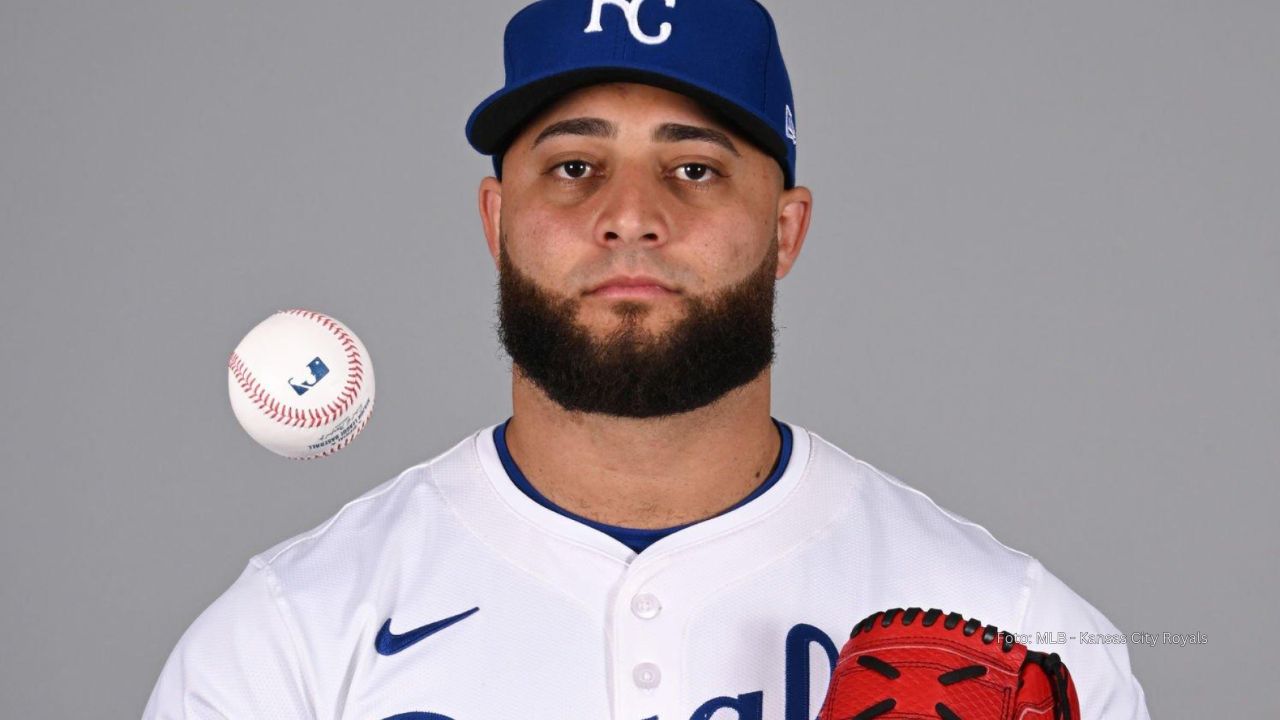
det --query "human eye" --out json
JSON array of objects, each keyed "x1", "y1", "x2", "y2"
[
  {"x1": 672, "y1": 162, "x2": 722, "y2": 184},
  {"x1": 550, "y1": 159, "x2": 598, "y2": 180}
]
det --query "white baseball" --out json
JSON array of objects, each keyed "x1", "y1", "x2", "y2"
[{"x1": 227, "y1": 309, "x2": 375, "y2": 460}]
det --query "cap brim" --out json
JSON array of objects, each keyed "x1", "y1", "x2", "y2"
[{"x1": 466, "y1": 67, "x2": 792, "y2": 187}]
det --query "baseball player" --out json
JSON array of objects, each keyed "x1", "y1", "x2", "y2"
[{"x1": 144, "y1": 1, "x2": 1152, "y2": 718}]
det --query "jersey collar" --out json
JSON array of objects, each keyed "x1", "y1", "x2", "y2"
[{"x1": 467, "y1": 417, "x2": 813, "y2": 564}]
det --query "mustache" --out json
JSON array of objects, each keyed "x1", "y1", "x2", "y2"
[{"x1": 496, "y1": 232, "x2": 775, "y2": 303}]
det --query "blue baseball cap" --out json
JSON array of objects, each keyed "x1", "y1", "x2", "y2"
[{"x1": 465, "y1": 0, "x2": 799, "y2": 188}]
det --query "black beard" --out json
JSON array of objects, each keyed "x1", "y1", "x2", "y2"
[{"x1": 496, "y1": 236, "x2": 778, "y2": 418}]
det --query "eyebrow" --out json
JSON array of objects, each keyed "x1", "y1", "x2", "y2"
[
  {"x1": 532, "y1": 117, "x2": 616, "y2": 147},
  {"x1": 531, "y1": 117, "x2": 740, "y2": 156},
  {"x1": 653, "y1": 122, "x2": 740, "y2": 156}
]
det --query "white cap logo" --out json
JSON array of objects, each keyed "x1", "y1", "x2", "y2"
[
  {"x1": 585, "y1": 0, "x2": 678, "y2": 46},
  {"x1": 786, "y1": 104, "x2": 797, "y2": 145}
]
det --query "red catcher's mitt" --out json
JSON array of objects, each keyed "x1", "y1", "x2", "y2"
[{"x1": 818, "y1": 608, "x2": 1081, "y2": 720}]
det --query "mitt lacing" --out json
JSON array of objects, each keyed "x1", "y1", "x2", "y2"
[
  {"x1": 1025, "y1": 650, "x2": 1075, "y2": 720},
  {"x1": 845, "y1": 607, "x2": 1070, "y2": 720}
]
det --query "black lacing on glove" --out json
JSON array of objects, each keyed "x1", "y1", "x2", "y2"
[
  {"x1": 1024, "y1": 650, "x2": 1075, "y2": 720},
  {"x1": 845, "y1": 608, "x2": 1072, "y2": 720}
]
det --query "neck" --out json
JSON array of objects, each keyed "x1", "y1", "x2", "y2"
[{"x1": 503, "y1": 369, "x2": 781, "y2": 529}]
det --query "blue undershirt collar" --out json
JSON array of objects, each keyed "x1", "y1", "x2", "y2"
[{"x1": 493, "y1": 417, "x2": 793, "y2": 554}]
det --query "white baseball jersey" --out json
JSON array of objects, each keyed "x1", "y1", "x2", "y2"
[{"x1": 143, "y1": 420, "x2": 1150, "y2": 719}]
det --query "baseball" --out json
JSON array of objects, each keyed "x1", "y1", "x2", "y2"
[{"x1": 226, "y1": 309, "x2": 375, "y2": 459}]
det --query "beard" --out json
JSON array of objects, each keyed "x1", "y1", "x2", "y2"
[{"x1": 496, "y1": 234, "x2": 779, "y2": 419}]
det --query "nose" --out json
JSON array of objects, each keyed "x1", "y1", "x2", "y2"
[{"x1": 594, "y1": 165, "x2": 668, "y2": 246}]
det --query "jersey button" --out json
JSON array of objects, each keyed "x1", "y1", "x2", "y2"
[
  {"x1": 630, "y1": 593, "x2": 662, "y2": 620},
  {"x1": 632, "y1": 662, "x2": 662, "y2": 689}
]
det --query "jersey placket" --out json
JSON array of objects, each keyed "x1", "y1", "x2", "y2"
[{"x1": 609, "y1": 552, "x2": 685, "y2": 719}]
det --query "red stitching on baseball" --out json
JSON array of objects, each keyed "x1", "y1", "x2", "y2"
[{"x1": 290, "y1": 398, "x2": 375, "y2": 461}]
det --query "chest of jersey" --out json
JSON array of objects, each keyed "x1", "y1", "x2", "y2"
[
  {"x1": 321, "y1": 547, "x2": 857, "y2": 720},
  {"x1": 272, "y1": 425, "x2": 1030, "y2": 720}
]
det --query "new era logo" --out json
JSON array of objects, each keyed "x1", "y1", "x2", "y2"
[
  {"x1": 585, "y1": 0, "x2": 678, "y2": 46},
  {"x1": 785, "y1": 104, "x2": 797, "y2": 145}
]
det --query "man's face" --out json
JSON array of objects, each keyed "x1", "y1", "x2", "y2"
[{"x1": 482, "y1": 82, "x2": 807, "y2": 418}]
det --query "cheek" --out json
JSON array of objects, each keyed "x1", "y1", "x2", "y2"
[
  {"x1": 503, "y1": 205, "x2": 592, "y2": 289},
  {"x1": 673, "y1": 206, "x2": 772, "y2": 282}
]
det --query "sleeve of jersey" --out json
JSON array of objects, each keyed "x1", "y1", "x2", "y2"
[
  {"x1": 1019, "y1": 559, "x2": 1151, "y2": 720},
  {"x1": 141, "y1": 559, "x2": 315, "y2": 720}
]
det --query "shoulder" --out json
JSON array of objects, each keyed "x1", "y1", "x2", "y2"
[
  {"x1": 250, "y1": 428, "x2": 483, "y2": 590},
  {"x1": 791, "y1": 427, "x2": 1042, "y2": 625},
  {"x1": 144, "y1": 429, "x2": 493, "y2": 715},
  {"x1": 805, "y1": 428, "x2": 1035, "y2": 577}
]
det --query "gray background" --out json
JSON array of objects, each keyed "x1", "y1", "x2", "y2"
[{"x1": 1, "y1": 0, "x2": 1275, "y2": 716}]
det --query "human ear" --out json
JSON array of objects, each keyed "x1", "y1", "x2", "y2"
[
  {"x1": 774, "y1": 185, "x2": 813, "y2": 279},
  {"x1": 478, "y1": 176, "x2": 503, "y2": 269}
]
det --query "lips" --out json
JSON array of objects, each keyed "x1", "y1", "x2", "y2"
[{"x1": 588, "y1": 275, "x2": 677, "y2": 297}]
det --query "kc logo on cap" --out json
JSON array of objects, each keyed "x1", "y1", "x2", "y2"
[{"x1": 585, "y1": 0, "x2": 678, "y2": 45}]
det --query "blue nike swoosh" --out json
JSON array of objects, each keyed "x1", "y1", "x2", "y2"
[{"x1": 375, "y1": 607, "x2": 480, "y2": 656}]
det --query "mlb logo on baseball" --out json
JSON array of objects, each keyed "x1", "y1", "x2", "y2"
[{"x1": 289, "y1": 357, "x2": 330, "y2": 396}]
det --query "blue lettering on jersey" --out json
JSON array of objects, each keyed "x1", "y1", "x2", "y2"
[
  {"x1": 690, "y1": 691, "x2": 764, "y2": 719},
  {"x1": 383, "y1": 622, "x2": 836, "y2": 720},
  {"x1": 679, "y1": 624, "x2": 837, "y2": 720},
  {"x1": 783, "y1": 624, "x2": 839, "y2": 720}
]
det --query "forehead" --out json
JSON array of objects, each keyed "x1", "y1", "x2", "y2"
[{"x1": 512, "y1": 82, "x2": 745, "y2": 148}]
